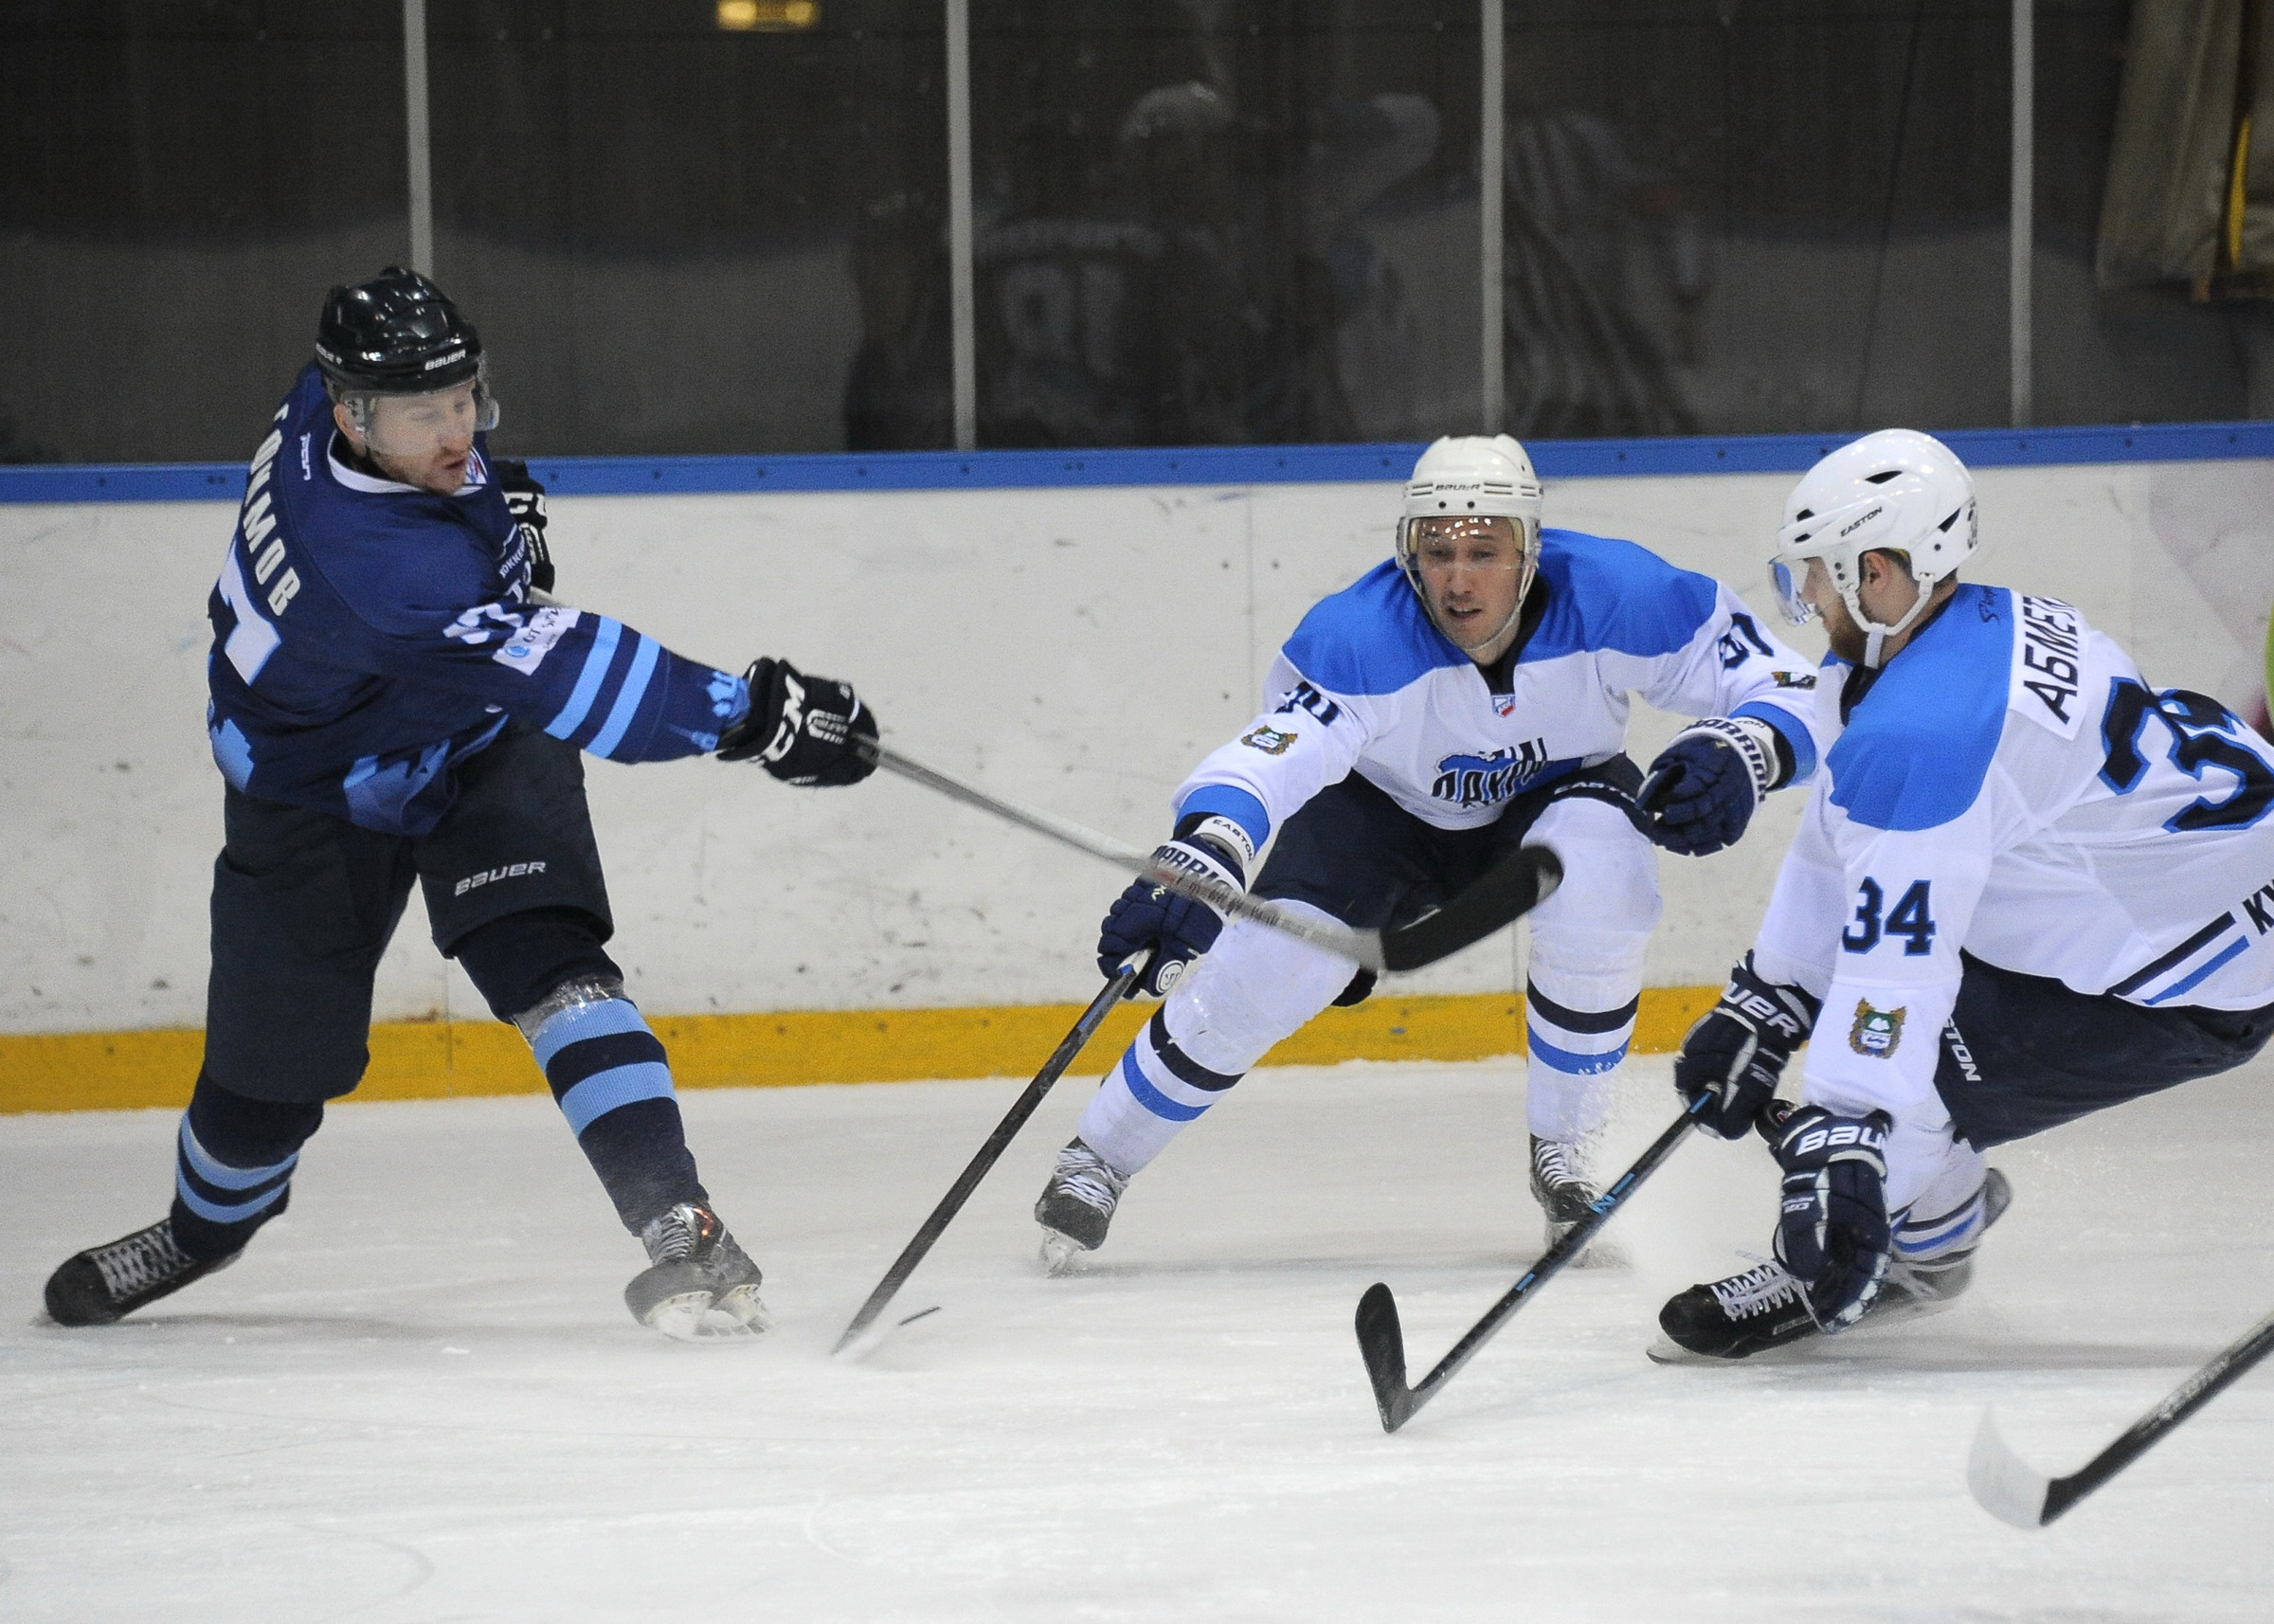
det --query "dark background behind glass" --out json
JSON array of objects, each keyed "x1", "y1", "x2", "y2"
[{"x1": 1, "y1": 0, "x2": 2260, "y2": 463}]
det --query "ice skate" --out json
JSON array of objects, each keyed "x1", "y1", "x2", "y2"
[
  {"x1": 624, "y1": 1202, "x2": 770, "y2": 1341},
  {"x1": 1529, "y1": 1134, "x2": 1624, "y2": 1268},
  {"x1": 1035, "y1": 1138, "x2": 1129, "y2": 1274},
  {"x1": 44, "y1": 1218, "x2": 242, "y2": 1327},
  {"x1": 1651, "y1": 1167, "x2": 2012, "y2": 1362}
]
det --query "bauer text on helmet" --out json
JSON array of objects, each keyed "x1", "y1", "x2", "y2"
[{"x1": 1771, "y1": 429, "x2": 1977, "y2": 668}]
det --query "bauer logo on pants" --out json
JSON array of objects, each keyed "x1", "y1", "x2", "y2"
[
  {"x1": 454, "y1": 860, "x2": 548, "y2": 897},
  {"x1": 1849, "y1": 998, "x2": 1905, "y2": 1057}
]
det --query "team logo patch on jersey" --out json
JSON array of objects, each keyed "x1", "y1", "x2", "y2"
[
  {"x1": 1241, "y1": 725, "x2": 1298, "y2": 755},
  {"x1": 1771, "y1": 670, "x2": 1816, "y2": 689},
  {"x1": 1433, "y1": 742, "x2": 1549, "y2": 808},
  {"x1": 1848, "y1": 999, "x2": 1906, "y2": 1057},
  {"x1": 1493, "y1": 694, "x2": 1520, "y2": 717}
]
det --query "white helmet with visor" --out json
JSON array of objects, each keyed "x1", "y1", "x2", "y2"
[
  {"x1": 1395, "y1": 434, "x2": 1544, "y2": 648},
  {"x1": 1771, "y1": 428, "x2": 1977, "y2": 669}
]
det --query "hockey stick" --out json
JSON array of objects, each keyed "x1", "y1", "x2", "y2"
[
  {"x1": 1356, "y1": 1092, "x2": 1714, "y2": 1432},
  {"x1": 830, "y1": 963, "x2": 1142, "y2": 1358},
  {"x1": 1967, "y1": 1305, "x2": 2274, "y2": 1527},
  {"x1": 865, "y1": 741, "x2": 1561, "y2": 976}
]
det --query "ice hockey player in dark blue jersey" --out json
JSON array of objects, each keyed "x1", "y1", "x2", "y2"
[{"x1": 43, "y1": 267, "x2": 880, "y2": 1341}]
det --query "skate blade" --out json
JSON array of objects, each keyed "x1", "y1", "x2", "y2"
[
  {"x1": 1038, "y1": 1230, "x2": 1088, "y2": 1276},
  {"x1": 641, "y1": 1288, "x2": 768, "y2": 1343}
]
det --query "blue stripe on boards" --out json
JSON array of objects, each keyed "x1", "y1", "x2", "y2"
[
  {"x1": 173, "y1": 1171, "x2": 289, "y2": 1224},
  {"x1": 587, "y1": 633, "x2": 659, "y2": 759},
  {"x1": 530, "y1": 997, "x2": 649, "y2": 1071},
  {"x1": 557, "y1": 1062, "x2": 677, "y2": 1136},
  {"x1": 1117, "y1": 1048, "x2": 1210, "y2": 1124},
  {"x1": 546, "y1": 618, "x2": 623, "y2": 744},
  {"x1": 20, "y1": 422, "x2": 2274, "y2": 505},
  {"x1": 1527, "y1": 1030, "x2": 1632, "y2": 1076},
  {"x1": 176, "y1": 1119, "x2": 297, "y2": 1191}
]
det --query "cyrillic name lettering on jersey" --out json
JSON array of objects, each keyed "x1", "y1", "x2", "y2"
[{"x1": 2012, "y1": 594, "x2": 2084, "y2": 738}]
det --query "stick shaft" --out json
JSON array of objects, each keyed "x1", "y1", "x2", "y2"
[
  {"x1": 831, "y1": 966, "x2": 1136, "y2": 1354},
  {"x1": 2042, "y1": 1307, "x2": 2274, "y2": 1522},
  {"x1": 870, "y1": 744, "x2": 1383, "y2": 972}
]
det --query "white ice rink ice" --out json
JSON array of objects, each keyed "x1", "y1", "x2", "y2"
[{"x1": 5, "y1": 1054, "x2": 2272, "y2": 1622}]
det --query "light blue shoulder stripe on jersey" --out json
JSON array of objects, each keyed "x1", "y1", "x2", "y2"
[
  {"x1": 1520, "y1": 531, "x2": 1721, "y2": 663},
  {"x1": 1280, "y1": 561, "x2": 1464, "y2": 697},
  {"x1": 1827, "y1": 584, "x2": 2012, "y2": 832},
  {"x1": 1178, "y1": 785, "x2": 1272, "y2": 850},
  {"x1": 546, "y1": 617, "x2": 623, "y2": 742},
  {"x1": 587, "y1": 633, "x2": 660, "y2": 758},
  {"x1": 1732, "y1": 701, "x2": 1819, "y2": 784}
]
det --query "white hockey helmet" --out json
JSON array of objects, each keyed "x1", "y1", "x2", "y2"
[
  {"x1": 1772, "y1": 428, "x2": 1977, "y2": 667},
  {"x1": 1395, "y1": 436, "x2": 1544, "y2": 636}
]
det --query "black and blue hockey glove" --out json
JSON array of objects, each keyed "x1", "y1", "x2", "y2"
[
  {"x1": 717, "y1": 657, "x2": 878, "y2": 786},
  {"x1": 1773, "y1": 1104, "x2": 1894, "y2": 1332},
  {"x1": 1673, "y1": 953, "x2": 1820, "y2": 1139},
  {"x1": 1638, "y1": 716, "x2": 1789, "y2": 856},
  {"x1": 1096, "y1": 822, "x2": 1249, "y2": 998},
  {"x1": 491, "y1": 458, "x2": 554, "y2": 595}
]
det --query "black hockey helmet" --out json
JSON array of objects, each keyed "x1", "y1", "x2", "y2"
[{"x1": 315, "y1": 266, "x2": 483, "y2": 394}]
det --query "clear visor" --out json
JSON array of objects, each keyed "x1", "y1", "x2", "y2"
[
  {"x1": 343, "y1": 376, "x2": 500, "y2": 460},
  {"x1": 1769, "y1": 557, "x2": 1814, "y2": 625},
  {"x1": 1404, "y1": 514, "x2": 1531, "y2": 571}
]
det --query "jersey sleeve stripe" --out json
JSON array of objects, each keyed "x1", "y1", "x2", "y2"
[
  {"x1": 545, "y1": 616, "x2": 623, "y2": 742},
  {"x1": 1733, "y1": 699, "x2": 1819, "y2": 782},
  {"x1": 2107, "y1": 911, "x2": 2238, "y2": 998},
  {"x1": 1176, "y1": 784, "x2": 1272, "y2": 851},
  {"x1": 587, "y1": 633, "x2": 660, "y2": 759}
]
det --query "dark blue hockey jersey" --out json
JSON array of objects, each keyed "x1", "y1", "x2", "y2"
[{"x1": 205, "y1": 365, "x2": 748, "y2": 836}]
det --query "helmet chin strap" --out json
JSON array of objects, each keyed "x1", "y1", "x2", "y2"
[{"x1": 1848, "y1": 574, "x2": 1937, "y2": 670}]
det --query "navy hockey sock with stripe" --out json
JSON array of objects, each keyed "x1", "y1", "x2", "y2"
[
  {"x1": 169, "y1": 1073, "x2": 323, "y2": 1261},
  {"x1": 521, "y1": 982, "x2": 706, "y2": 1232}
]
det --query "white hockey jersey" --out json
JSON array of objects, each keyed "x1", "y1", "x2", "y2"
[
  {"x1": 1171, "y1": 532, "x2": 1829, "y2": 851},
  {"x1": 1755, "y1": 584, "x2": 2274, "y2": 1144}
]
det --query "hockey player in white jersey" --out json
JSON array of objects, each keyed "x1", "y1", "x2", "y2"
[
  {"x1": 1656, "y1": 429, "x2": 2274, "y2": 1360},
  {"x1": 1034, "y1": 434, "x2": 1832, "y2": 1265}
]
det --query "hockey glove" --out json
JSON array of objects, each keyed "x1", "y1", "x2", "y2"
[
  {"x1": 491, "y1": 459, "x2": 554, "y2": 595},
  {"x1": 1673, "y1": 953, "x2": 1820, "y2": 1139},
  {"x1": 1096, "y1": 818, "x2": 1252, "y2": 998},
  {"x1": 717, "y1": 657, "x2": 879, "y2": 786},
  {"x1": 1638, "y1": 716, "x2": 1788, "y2": 857},
  {"x1": 1773, "y1": 1104, "x2": 1894, "y2": 1332}
]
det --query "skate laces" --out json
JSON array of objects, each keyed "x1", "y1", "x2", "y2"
[
  {"x1": 1530, "y1": 1137, "x2": 1591, "y2": 1193},
  {"x1": 1708, "y1": 1258, "x2": 1803, "y2": 1319},
  {"x1": 1050, "y1": 1144, "x2": 1128, "y2": 1215},
  {"x1": 91, "y1": 1223, "x2": 194, "y2": 1299},
  {"x1": 639, "y1": 1203, "x2": 719, "y2": 1267}
]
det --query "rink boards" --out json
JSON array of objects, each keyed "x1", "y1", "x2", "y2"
[{"x1": 3, "y1": 431, "x2": 2269, "y2": 1110}]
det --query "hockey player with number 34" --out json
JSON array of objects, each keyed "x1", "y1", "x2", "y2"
[
  {"x1": 1034, "y1": 434, "x2": 1834, "y2": 1265},
  {"x1": 1656, "y1": 429, "x2": 2274, "y2": 1361}
]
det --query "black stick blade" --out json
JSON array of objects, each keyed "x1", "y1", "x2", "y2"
[
  {"x1": 1381, "y1": 846, "x2": 1563, "y2": 973},
  {"x1": 1355, "y1": 1282, "x2": 1417, "y2": 1434}
]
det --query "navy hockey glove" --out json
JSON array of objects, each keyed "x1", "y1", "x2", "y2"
[
  {"x1": 1096, "y1": 819, "x2": 1251, "y2": 998},
  {"x1": 1773, "y1": 1105, "x2": 1894, "y2": 1332},
  {"x1": 491, "y1": 459, "x2": 554, "y2": 595},
  {"x1": 717, "y1": 658, "x2": 879, "y2": 786},
  {"x1": 1673, "y1": 953, "x2": 1820, "y2": 1139},
  {"x1": 1638, "y1": 716, "x2": 1789, "y2": 857}
]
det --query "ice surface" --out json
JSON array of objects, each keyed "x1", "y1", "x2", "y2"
[{"x1": 4, "y1": 1055, "x2": 2272, "y2": 1622}]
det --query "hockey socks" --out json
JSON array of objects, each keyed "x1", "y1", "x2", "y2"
[
  {"x1": 170, "y1": 1073, "x2": 322, "y2": 1261},
  {"x1": 1075, "y1": 1007, "x2": 1246, "y2": 1177},
  {"x1": 1523, "y1": 978, "x2": 1633, "y2": 1141},
  {"x1": 518, "y1": 979, "x2": 707, "y2": 1233}
]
